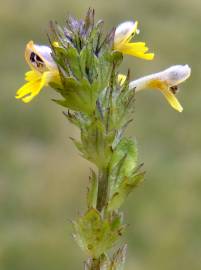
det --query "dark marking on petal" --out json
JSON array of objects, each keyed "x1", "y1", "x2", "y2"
[
  {"x1": 170, "y1": 85, "x2": 179, "y2": 94},
  {"x1": 30, "y1": 52, "x2": 45, "y2": 70}
]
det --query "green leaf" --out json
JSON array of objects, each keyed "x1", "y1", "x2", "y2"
[
  {"x1": 63, "y1": 111, "x2": 80, "y2": 127},
  {"x1": 69, "y1": 137, "x2": 86, "y2": 156},
  {"x1": 108, "y1": 51, "x2": 123, "y2": 66},
  {"x1": 108, "y1": 171, "x2": 145, "y2": 211},
  {"x1": 54, "y1": 77, "x2": 100, "y2": 113},
  {"x1": 63, "y1": 45, "x2": 83, "y2": 79},
  {"x1": 73, "y1": 209, "x2": 125, "y2": 258},
  {"x1": 110, "y1": 138, "x2": 138, "y2": 185},
  {"x1": 79, "y1": 45, "x2": 97, "y2": 83}
]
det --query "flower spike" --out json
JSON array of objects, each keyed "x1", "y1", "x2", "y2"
[
  {"x1": 114, "y1": 21, "x2": 154, "y2": 60},
  {"x1": 15, "y1": 11, "x2": 192, "y2": 270}
]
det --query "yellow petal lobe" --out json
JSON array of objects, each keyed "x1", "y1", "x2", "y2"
[
  {"x1": 118, "y1": 74, "x2": 127, "y2": 85},
  {"x1": 160, "y1": 88, "x2": 183, "y2": 112}
]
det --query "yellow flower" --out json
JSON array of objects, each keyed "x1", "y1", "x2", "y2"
[
  {"x1": 16, "y1": 41, "x2": 60, "y2": 103},
  {"x1": 120, "y1": 65, "x2": 191, "y2": 112},
  {"x1": 114, "y1": 21, "x2": 154, "y2": 60}
]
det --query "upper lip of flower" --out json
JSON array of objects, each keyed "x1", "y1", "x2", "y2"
[
  {"x1": 114, "y1": 21, "x2": 139, "y2": 46},
  {"x1": 160, "y1": 65, "x2": 191, "y2": 86},
  {"x1": 25, "y1": 40, "x2": 57, "y2": 72}
]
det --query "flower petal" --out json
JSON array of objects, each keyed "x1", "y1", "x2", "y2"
[
  {"x1": 160, "y1": 87, "x2": 183, "y2": 112},
  {"x1": 119, "y1": 42, "x2": 154, "y2": 60},
  {"x1": 25, "y1": 70, "x2": 41, "y2": 81},
  {"x1": 114, "y1": 21, "x2": 138, "y2": 46},
  {"x1": 118, "y1": 74, "x2": 127, "y2": 85},
  {"x1": 25, "y1": 41, "x2": 57, "y2": 73},
  {"x1": 16, "y1": 79, "x2": 42, "y2": 103},
  {"x1": 16, "y1": 71, "x2": 53, "y2": 103}
]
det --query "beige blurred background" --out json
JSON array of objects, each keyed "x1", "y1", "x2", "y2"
[{"x1": 0, "y1": 0, "x2": 201, "y2": 269}]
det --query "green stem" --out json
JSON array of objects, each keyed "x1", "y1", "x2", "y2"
[
  {"x1": 97, "y1": 167, "x2": 109, "y2": 212},
  {"x1": 90, "y1": 168, "x2": 109, "y2": 269},
  {"x1": 90, "y1": 258, "x2": 100, "y2": 270}
]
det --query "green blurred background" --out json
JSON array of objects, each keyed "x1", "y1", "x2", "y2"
[{"x1": 0, "y1": 0, "x2": 201, "y2": 269}]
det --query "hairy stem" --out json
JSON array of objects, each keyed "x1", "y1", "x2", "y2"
[
  {"x1": 97, "y1": 167, "x2": 109, "y2": 212},
  {"x1": 91, "y1": 258, "x2": 100, "y2": 270},
  {"x1": 90, "y1": 167, "x2": 110, "y2": 269}
]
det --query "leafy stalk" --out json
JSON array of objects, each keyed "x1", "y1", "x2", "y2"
[{"x1": 49, "y1": 9, "x2": 144, "y2": 270}]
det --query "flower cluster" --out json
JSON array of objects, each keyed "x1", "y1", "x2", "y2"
[{"x1": 16, "y1": 19, "x2": 190, "y2": 112}]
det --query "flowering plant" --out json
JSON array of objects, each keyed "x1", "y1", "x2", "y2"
[{"x1": 16, "y1": 9, "x2": 191, "y2": 270}]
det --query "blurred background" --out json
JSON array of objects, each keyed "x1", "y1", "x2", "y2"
[{"x1": 0, "y1": 0, "x2": 201, "y2": 269}]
